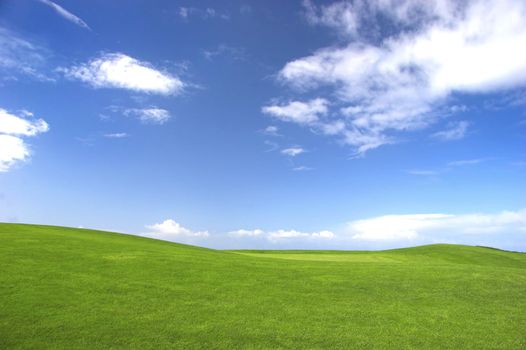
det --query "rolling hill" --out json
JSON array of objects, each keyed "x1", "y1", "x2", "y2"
[{"x1": 1, "y1": 223, "x2": 525, "y2": 349}]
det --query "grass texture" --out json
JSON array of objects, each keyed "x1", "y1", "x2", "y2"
[{"x1": 1, "y1": 223, "x2": 525, "y2": 349}]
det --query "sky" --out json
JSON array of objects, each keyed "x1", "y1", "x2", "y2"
[{"x1": 0, "y1": 0, "x2": 525, "y2": 251}]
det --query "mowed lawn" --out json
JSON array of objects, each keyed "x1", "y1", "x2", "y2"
[{"x1": 1, "y1": 223, "x2": 525, "y2": 349}]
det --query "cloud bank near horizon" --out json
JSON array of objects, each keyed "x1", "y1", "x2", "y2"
[{"x1": 141, "y1": 208, "x2": 526, "y2": 251}]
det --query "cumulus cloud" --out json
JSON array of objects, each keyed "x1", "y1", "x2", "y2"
[
  {"x1": 262, "y1": 98, "x2": 328, "y2": 124},
  {"x1": 61, "y1": 53, "x2": 184, "y2": 95},
  {"x1": 139, "y1": 209, "x2": 525, "y2": 250},
  {"x1": 0, "y1": 135, "x2": 30, "y2": 172},
  {"x1": 0, "y1": 109, "x2": 48, "y2": 136},
  {"x1": 281, "y1": 147, "x2": 305, "y2": 157},
  {"x1": 0, "y1": 109, "x2": 49, "y2": 172},
  {"x1": 38, "y1": 0, "x2": 91, "y2": 30},
  {"x1": 267, "y1": 229, "x2": 335, "y2": 242},
  {"x1": 229, "y1": 228, "x2": 335, "y2": 242},
  {"x1": 144, "y1": 219, "x2": 209, "y2": 241},
  {"x1": 267, "y1": 0, "x2": 526, "y2": 156},
  {"x1": 124, "y1": 108, "x2": 171, "y2": 124},
  {"x1": 348, "y1": 209, "x2": 526, "y2": 241},
  {"x1": 228, "y1": 229, "x2": 264, "y2": 237}
]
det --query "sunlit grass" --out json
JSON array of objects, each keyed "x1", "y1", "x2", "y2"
[{"x1": 1, "y1": 223, "x2": 525, "y2": 349}]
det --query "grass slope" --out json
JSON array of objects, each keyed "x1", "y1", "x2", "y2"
[{"x1": 1, "y1": 223, "x2": 525, "y2": 349}]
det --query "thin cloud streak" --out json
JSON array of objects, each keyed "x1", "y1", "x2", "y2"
[{"x1": 38, "y1": 0, "x2": 91, "y2": 30}]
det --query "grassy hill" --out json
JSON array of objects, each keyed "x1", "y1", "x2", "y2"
[{"x1": 1, "y1": 223, "x2": 525, "y2": 349}]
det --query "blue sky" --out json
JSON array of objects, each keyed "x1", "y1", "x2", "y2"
[{"x1": 0, "y1": 0, "x2": 525, "y2": 250}]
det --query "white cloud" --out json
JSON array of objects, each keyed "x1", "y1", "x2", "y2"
[
  {"x1": 267, "y1": 229, "x2": 335, "y2": 242},
  {"x1": 38, "y1": 0, "x2": 91, "y2": 30},
  {"x1": 124, "y1": 108, "x2": 171, "y2": 124},
  {"x1": 144, "y1": 219, "x2": 209, "y2": 241},
  {"x1": 139, "y1": 209, "x2": 525, "y2": 249},
  {"x1": 262, "y1": 98, "x2": 328, "y2": 124},
  {"x1": 0, "y1": 135, "x2": 30, "y2": 172},
  {"x1": 432, "y1": 121, "x2": 470, "y2": 141},
  {"x1": 281, "y1": 147, "x2": 305, "y2": 157},
  {"x1": 227, "y1": 228, "x2": 334, "y2": 242},
  {"x1": 104, "y1": 133, "x2": 128, "y2": 138},
  {"x1": 62, "y1": 53, "x2": 184, "y2": 95},
  {"x1": 0, "y1": 109, "x2": 49, "y2": 172},
  {"x1": 348, "y1": 209, "x2": 526, "y2": 241},
  {"x1": 269, "y1": 0, "x2": 526, "y2": 155},
  {"x1": 228, "y1": 229, "x2": 264, "y2": 237},
  {"x1": 0, "y1": 109, "x2": 49, "y2": 136}
]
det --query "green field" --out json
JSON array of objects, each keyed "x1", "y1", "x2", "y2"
[{"x1": 1, "y1": 223, "x2": 525, "y2": 349}]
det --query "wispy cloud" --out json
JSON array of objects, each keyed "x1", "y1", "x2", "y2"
[
  {"x1": 104, "y1": 132, "x2": 128, "y2": 138},
  {"x1": 406, "y1": 158, "x2": 488, "y2": 177},
  {"x1": 178, "y1": 7, "x2": 230, "y2": 21},
  {"x1": 447, "y1": 158, "x2": 487, "y2": 167},
  {"x1": 406, "y1": 170, "x2": 439, "y2": 176},
  {"x1": 0, "y1": 27, "x2": 52, "y2": 81},
  {"x1": 347, "y1": 209, "x2": 526, "y2": 242},
  {"x1": 261, "y1": 125, "x2": 281, "y2": 137},
  {"x1": 124, "y1": 108, "x2": 171, "y2": 125},
  {"x1": 263, "y1": 140, "x2": 279, "y2": 152},
  {"x1": 266, "y1": 0, "x2": 526, "y2": 156},
  {"x1": 202, "y1": 45, "x2": 245, "y2": 61},
  {"x1": 38, "y1": 0, "x2": 91, "y2": 30},
  {"x1": 293, "y1": 165, "x2": 314, "y2": 171},
  {"x1": 484, "y1": 89, "x2": 526, "y2": 110},
  {"x1": 281, "y1": 147, "x2": 305, "y2": 157},
  {"x1": 61, "y1": 53, "x2": 184, "y2": 95},
  {"x1": 432, "y1": 121, "x2": 470, "y2": 141},
  {"x1": 0, "y1": 108, "x2": 49, "y2": 172}
]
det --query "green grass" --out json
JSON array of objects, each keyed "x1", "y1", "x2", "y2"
[{"x1": 1, "y1": 223, "x2": 525, "y2": 349}]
